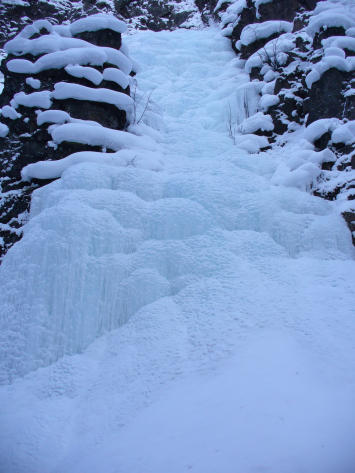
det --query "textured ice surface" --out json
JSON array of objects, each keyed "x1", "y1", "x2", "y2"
[{"x1": 1, "y1": 28, "x2": 355, "y2": 473}]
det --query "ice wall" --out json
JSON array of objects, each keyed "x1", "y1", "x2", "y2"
[{"x1": 0, "y1": 28, "x2": 354, "y2": 384}]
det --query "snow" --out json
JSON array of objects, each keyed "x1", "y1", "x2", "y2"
[
  {"x1": 332, "y1": 120, "x2": 355, "y2": 144},
  {"x1": 259, "y1": 93, "x2": 279, "y2": 111},
  {"x1": 64, "y1": 65, "x2": 103, "y2": 85},
  {"x1": 322, "y1": 35, "x2": 355, "y2": 52},
  {"x1": 4, "y1": 35, "x2": 93, "y2": 57},
  {"x1": 0, "y1": 123, "x2": 9, "y2": 138},
  {"x1": 324, "y1": 46, "x2": 346, "y2": 58},
  {"x1": 11, "y1": 91, "x2": 52, "y2": 109},
  {"x1": 37, "y1": 110, "x2": 103, "y2": 128},
  {"x1": 7, "y1": 48, "x2": 108, "y2": 74},
  {"x1": 302, "y1": 118, "x2": 341, "y2": 144},
  {"x1": 240, "y1": 21, "x2": 293, "y2": 46},
  {"x1": 102, "y1": 68, "x2": 129, "y2": 89},
  {"x1": 271, "y1": 147, "x2": 336, "y2": 191},
  {"x1": 51, "y1": 82, "x2": 133, "y2": 111},
  {"x1": 25, "y1": 77, "x2": 41, "y2": 89},
  {"x1": 127, "y1": 122, "x2": 164, "y2": 142},
  {"x1": 5, "y1": 15, "x2": 127, "y2": 53},
  {"x1": 346, "y1": 27, "x2": 355, "y2": 37},
  {"x1": 245, "y1": 33, "x2": 296, "y2": 73},
  {"x1": 100, "y1": 47, "x2": 132, "y2": 75},
  {"x1": 241, "y1": 111, "x2": 274, "y2": 133},
  {"x1": 305, "y1": 55, "x2": 355, "y2": 89},
  {"x1": 216, "y1": 0, "x2": 246, "y2": 26},
  {"x1": 50, "y1": 123, "x2": 160, "y2": 152},
  {"x1": 1, "y1": 105, "x2": 22, "y2": 120},
  {"x1": 21, "y1": 149, "x2": 165, "y2": 181},
  {"x1": 1, "y1": 28, "x2": 355, "y2": 473},
  {"x1": 70, "y1": 14, "x2": 127, "y2": 36},
  {"x1": 306, "y1": 12, "x2": 355, "y2": 38},
  {"x1": 12, "y1": 19, "x2": 53, "y2": 40}
]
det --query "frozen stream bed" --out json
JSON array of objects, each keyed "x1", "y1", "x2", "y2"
[{"x1": 0, "y1": 28, "x2": 355, "y2": 472}]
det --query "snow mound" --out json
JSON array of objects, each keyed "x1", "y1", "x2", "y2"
[
  {"x1": 0, "y1": 123, "x2": 9, "y2": 138},
  {"x1": 21, "y1": 149, "x2": 165, "y2": 181},
  {"x1": 64, "y1": 65, "x2": 103, "y2": 86},
  {"x1": 1, "y1": 105, "x2": 22, "y2": 120},
  {"x1": 51, "y1": 82, "x2": 133, "y2": 111},
  {"x1": 70, "y1": 14, "x2": 127, "y2": 36},
  {"x1": 271, "y1": 147, "x2": 336, "y2": 192},
  {"x1": 7, "y1": 48, "x2": 108, "y2": 74},
  {"x1": 332, "y1": 120, "x2": 355, "y2": 145},
  {"x1": 241, "y1": 112, "x2": 274, "y2": 134},
  {"x1": 50, "y1": 123, "x2": 161, "y2": 153},
  {"x1": 245, "y1": 33, "x2": 296, "y2": 73},
  {"x1": 240, "y1": 21, "x2": 293, "y2": 46},
  {"x1": 302, "y1": 118, "x2": 341, "y2": 144}
]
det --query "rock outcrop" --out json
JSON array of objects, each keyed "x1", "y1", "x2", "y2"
[
  {"x1": 217, "y1": 0, "x2": 355, "y2": 242},
  {"x1": 0, "y1": 15, "x2": 132, "y2": 259}
]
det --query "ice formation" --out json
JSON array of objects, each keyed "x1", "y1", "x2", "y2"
[{"x1": 1, "y1": 4, "x2": 355, "y2": 472}]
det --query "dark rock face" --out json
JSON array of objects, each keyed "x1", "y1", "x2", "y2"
[
  {"x1": 0, "y1": 23, "x2": 129, "y2": 260},
  {"x1": 342, "y1": 211, "x2": 355, "y2": 245},
  {"x1": 116, "y1": 0, "x2": 217, "y2": 30},
  {"x1": 312, "y1": 26, "x2": 347, "y2": 50},
  {"x1": 218, "y1": 0, "x2": 355, "y2": 242},
  {"x1": 239, "y1": 33, "x2": 281, "y2": 59},
  {"x1": 306, "y1": 69, "x2": 350, "y2": 125},
  {"x1": 75, "y1": 28, "x2": 122, "y2": 48},
  {"x1": 0, "y1": 0, "x2": 217, "y2": 49},
  {"x1": 229, "y1": 0, "x2": 312, "y2": 52}
]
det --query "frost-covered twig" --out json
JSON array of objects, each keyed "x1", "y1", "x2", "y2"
[{"x1": 137, "y1": 87, "x2": 156, "y2": 125}]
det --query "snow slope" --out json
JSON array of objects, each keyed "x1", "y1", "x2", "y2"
[{"x1": 0, "y1": 28, "x2": 355, "y2": 472}]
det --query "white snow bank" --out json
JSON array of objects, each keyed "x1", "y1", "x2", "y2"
[
  {"x1": 11, "y1": 19, "x2": 54, "y2": 40},
  {"x1": 324, "y1": 47, "x2": 346, "y2": 58},
  {"x1": 37, "y1": 110, "x2": 103, "y2": 128},
  {"x1": 302, "y1": 118, "x2": 340, "y2": 144},
  {"x1": 51, "y1": 82, "x2": 133, "y2": 111},
  {"x1": 322, "y1": 36, "x2": 355, "y2": 53},
  {"x1": 100, "y1": 47, "x2": 132, "y2": 75},
  {"x1": 50, "y1": 123, "x2": 161, "y2": 152},
  {"x1": 332, "y1": 120, "x2": 355, "y2": 144},
  {"x1": 346, "y1": 27, "x2": 355, "y2": 37},
  {"x1": 4, "y1": 35, "x2": 93, "y2": 57},
  {"x1": 241, "y1": 112, "x2": 274, "y2": 134},
  {"x1": 103, "y1": 68, "x2": 129, "y2": 89},
  {"x1": 70, "y1": 14, "x2": 127, "y2": 36},
  {"x1": 216, "y1": 0, "x2": 246, "y2": 16},
  {"x1": 26, "y1": 77, "x2": 41, "y2": 89},
  {"x1": 1, "y1": 105, "x2": 22, "y2": 120},
  {"x1": 7, "y1": 48, "x2": 107, "y2": 74},
  {"x1": 259, "y1": 93, "x2": 279, "y2": 111},
  {"x1": 306, "y1": 12, "x2": 355, "y2": 38},
  {"x1": 305, "y1": 55, "x2": 355, "y2": 89},
  {"x1": 271, "y1": 148, "x2": 336, "y2": 191},
  {"x1": 11, "y1": 91, "x2": 52, "y2": 109},
  {"x1": 64, "y1": 64, "x2": 103, "y2": 85},
  {"x1": 245, "y1": 33, "x2": 296, "y2": 73},
  {"x1": 127, "y1": 122, "x2": 164, "y2": 143},
  {"x1": 240, "y1": 21, "x2": 292, "y2": 46},
  {"x1": 0, "y1": 123, "x2": 9, "y2": 138},
  {"x1": 235, "y1": 133, "x2": 269, "y2": 153},
  {"x1": 21, "y1": 149, "x2": 165, "y2": 181}
]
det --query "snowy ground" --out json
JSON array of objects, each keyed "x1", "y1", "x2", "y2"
[{"x1": 1, "y1": 28, "x2": 355, "y2": 473}]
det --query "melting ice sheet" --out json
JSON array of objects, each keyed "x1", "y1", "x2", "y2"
[{"x1": 0, "y1": 28, "x2": 355, "y2": 472}]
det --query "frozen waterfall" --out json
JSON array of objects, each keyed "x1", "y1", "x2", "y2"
[{"x1": 0, "y1": 28, "x2": 355, "y2": 473}]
